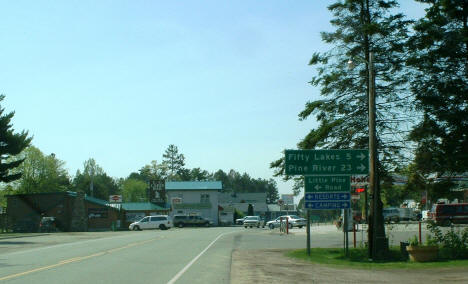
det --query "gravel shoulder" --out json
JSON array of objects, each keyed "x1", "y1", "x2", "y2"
[{"x1": 230, "y1": 249, "x2": 468, "y2": 284}]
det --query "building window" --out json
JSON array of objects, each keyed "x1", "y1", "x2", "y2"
[{"x1": 200, "y1": 194, "x2": 210, "y2": 203}]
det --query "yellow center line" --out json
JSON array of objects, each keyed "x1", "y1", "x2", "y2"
[{"x1": 0, "y1": 237, "x2": 161, "y2": 281}]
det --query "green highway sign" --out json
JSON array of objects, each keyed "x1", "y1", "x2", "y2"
[
  {"x1": 305, "y1": 175, "x2": 350, "y2": 192},
  {"x1": 284, "y1": 149, "x2": 369, "y2": 176}
]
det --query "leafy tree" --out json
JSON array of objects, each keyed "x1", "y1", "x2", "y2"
[
  {"x1": 408, "y1": 0, "x2": 468, "y2": 177},
  {"x1": 265, "y1": 179, "x2": 280, "y2": 204},
  {"x1": 72, "y1": 158, "x2": 118, "y2": 200},
  {"x1": 139, "y1": 160, "x2": 168, "y2": 182},
  {"x1": 15, "y1": 146, "x2": 70, "y2": 193},
  {"x1": 189, "y1": 167, "x2": 210, "y2": 181},
  {"x1": 162, "y1": 144, "x2": 185, "y2": 179},
  {"x1": 121, "y1": 178, "x2": 147, "y2": 202},
  {"x1": 213, "y1": 169, "x2": 230, "y2": 189},
  {"x1": 271, "y1": 0, "x2": 412, "y2": 259},
  {"x1": 0, "y1": 95, "x2": 32, "y2": 183}
]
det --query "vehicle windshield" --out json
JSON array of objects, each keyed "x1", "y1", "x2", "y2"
[{"x1": 245, "y1": 217, "x2": 259, "y2": 221}]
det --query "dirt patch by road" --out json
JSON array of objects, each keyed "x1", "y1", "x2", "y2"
[{"x1": 230, "y1": 249, "x2": 468, "y2": 283}]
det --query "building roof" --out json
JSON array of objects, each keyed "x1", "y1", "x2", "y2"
[
  {"x1": 121, "y1": 202, "x2": 169, "y2": 211},
  {"x1": 165, "y1": 181, "x2": 222, "y2": 191},
  {"x1": 84, "y1": 195, "x2": 109, "y2": 207}
]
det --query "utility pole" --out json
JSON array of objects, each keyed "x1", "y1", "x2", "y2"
[{"x1": 368, "y1": 52, "x2": 385, "y2": 259}]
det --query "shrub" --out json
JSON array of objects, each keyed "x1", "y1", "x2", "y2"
[{"x1": 426, "y1": 220, "x2": 468, "y2": 259}]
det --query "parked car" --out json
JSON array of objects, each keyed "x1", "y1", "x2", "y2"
[
  {"x1": 430, "y1": 203, "x2": 468, "y2": 226},
  {"x1": 243, "y1": 216, "x2": 263, "y2": 228},
  {"x1": 266, "y1": 215, "x2": 306, "y2": 229},
  {"x1": 39, "y1": 217, "x2": 57, "y2": 232},
  {"x1": 235, "y1": 216, "x2": 249, "y2": 225},
  {"x1": 173, "y1": 215, "x2": 212, "y2": 227},
  {"x1": 129, "y1": 215, "x2": 172, "y2": 231}
]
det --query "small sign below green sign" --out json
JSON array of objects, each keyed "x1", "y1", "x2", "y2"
[
  {"x1": 305, "y1": 175, "x2": 350, "y2": 192},
  {"x1": 285, "y1": 149, "x2": 369, "y2": 176}
]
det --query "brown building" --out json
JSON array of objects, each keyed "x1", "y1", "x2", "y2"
[{"x1": 6, "y1": 192, "x2": 120, "y2": 232}]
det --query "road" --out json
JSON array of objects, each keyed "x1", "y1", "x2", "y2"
[{"x1": 0, "y1": 224, "x2": 431, "y2": 283}]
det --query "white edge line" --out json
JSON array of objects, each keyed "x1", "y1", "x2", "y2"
[{"x1": 167, "y1": 231, "x2": 237, "y2": 284}]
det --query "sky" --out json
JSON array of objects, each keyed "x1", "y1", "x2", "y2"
[{"x1": 1, "y1": 1, "x2": 426, "y2": 200}]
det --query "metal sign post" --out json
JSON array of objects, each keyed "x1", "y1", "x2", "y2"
[
  {"x1": 284, "y1": 149, "x2": 369, "y2": 258},
  {"x1": 307, "y1": 209, "x2": 311, "y2": 256}
]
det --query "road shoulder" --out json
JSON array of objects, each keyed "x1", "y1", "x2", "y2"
[{"x1": 230, "y1": 249, "x2": 468, "y2": 284}]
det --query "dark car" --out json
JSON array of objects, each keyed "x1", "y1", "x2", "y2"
[
  {"x1": 39, "y1": 217, "x2": 57, "y2": 232},
  {"x1": 173, "y1": 215, "x2": 211, "y2": 227}
]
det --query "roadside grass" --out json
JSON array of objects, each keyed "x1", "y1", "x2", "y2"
[{"x1": 286, "y1": 248, "x2": 468, "y2": 269}]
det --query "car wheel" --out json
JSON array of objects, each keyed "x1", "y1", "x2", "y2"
[
  {"x1": 443, "y1": 219, "x2": 452, "y2": 227},
  {"x1": 269, "y1": 224, "x2": 274, "y2": 229},
  {"x1": 244, "y1": 226, "x2": 247, "y2": 228},
  {"x1": 257, "y1": 225, "x2": 260, "y2": 228},
  {"x1": 298, "y1": 226, "x2": 303, "y2": 229},
  {"x1": 288, "y1": 223, "x2": 293, "y2": 229},
  {"x1": 133, "y1": 226, "x2": 140, "y2": 231},
  {"x1": 159, "y1": 224, "x2": 167, "y2": 230},
  {"x1": 205, "y1": 222, "x2": 210, "y2": 227},
  {"x1": 178, "y1": 223, "x2": 184, "y2": 228}
]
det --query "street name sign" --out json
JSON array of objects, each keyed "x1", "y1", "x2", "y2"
[
  {"x1": 305, "y1": 192, "x2": 350, "y2": 201},
  {"x1": 305, "y1": 201, "x2": 350, "y2": 210},
  {"x1": 285, "y1": 149, "x2": 369, "y2": 176},
  {"x1": 305, "y1": 175, "x2": 350, "y2": 192}
]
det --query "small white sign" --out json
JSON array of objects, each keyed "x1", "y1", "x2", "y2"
[
  {"x1": 351, "y1": 194, "x2": 361, "y2": 200},
  {"x1": 109, "y1": 195, "x2": 122, "y2": 203},
  {"x1": 351, "y1": 175, "x2": 369, "y2": 186},
  {"x1": 281, "y1": 194, "x2": 294, "y2": 205},
  {"x1": 172, "y1": 197, "x2": 182, "y2": 204}
]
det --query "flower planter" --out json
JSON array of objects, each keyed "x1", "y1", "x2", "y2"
[{"x1": 407, "y1": 246, "x2": 438, "y2": 262}]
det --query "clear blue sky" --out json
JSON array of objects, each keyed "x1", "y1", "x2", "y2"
[{"x1": 1, "y1": 1, "x2": 425, "y2": 198}]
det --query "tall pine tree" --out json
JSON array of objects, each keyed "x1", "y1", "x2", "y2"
[
  {"x1": 271, "y1": 0, "x2": 412, "y2": 259},
  {"x1": 408, "y1": 0, "x2": 468, "y2": 177},
  {"x1": 0, "y1": 95, "x2": 32, "y2": 183}
]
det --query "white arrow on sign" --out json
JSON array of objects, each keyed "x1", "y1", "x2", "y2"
[
  {"x1": 314, "y1": 185, "x2": 321, "y2": 190},
  {"x1": 356, "y1": 152, "x2": 366, "y2": 161},
  {"x1": 340, "y1": 193, "x2": 348, "y2": 199},
  {"x1": 357, "y1": 164, "x2": 366, "y2": 171}
]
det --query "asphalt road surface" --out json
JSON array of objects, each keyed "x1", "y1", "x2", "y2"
[{"x1": 0, "y1": 224, "x2": 434, "y2": 283}]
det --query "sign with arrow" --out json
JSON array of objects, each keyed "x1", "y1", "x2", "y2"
[
  {"x1": 305, "y1": 201, "x2": 350, "y2": 210},
  {"x1": 285, "y1": 149, "x2": 369, "y2": 176},
  {"x1": 305, "y1": 175, "x2": 350, "y2": 192},
  {"x1": 305, "y1": 192, "x2": 350, "y2": 201}
]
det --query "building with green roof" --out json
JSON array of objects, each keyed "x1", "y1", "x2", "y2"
[{"x1": 166, "y1": 181, "x2": 222, "y2": 225}]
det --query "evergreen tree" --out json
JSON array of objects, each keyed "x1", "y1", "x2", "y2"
[
  {"x1": 162, "y1": 144, "x2": 185, "y2": 179},
  {"x1": 408, "y1": 0, "x2": 468, "y2": 176},
  {"x1": 271, "y1": 0, "x2": 412, "y2": 259},
  {"x1": 0, "y1": 95, "x2": 32, "y2": 183}
]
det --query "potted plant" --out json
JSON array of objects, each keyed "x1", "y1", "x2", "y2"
[{"x1": 406, "y1": 235, "x2": 438, "y2": 262}]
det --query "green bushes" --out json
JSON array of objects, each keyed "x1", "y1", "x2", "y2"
[{"x1": 426, "y1": 221, "x2": 468, "y2": 260}]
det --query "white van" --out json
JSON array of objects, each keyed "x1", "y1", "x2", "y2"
[{"x1": 129, "y1": 215, "x2": 172, "y2": 231}]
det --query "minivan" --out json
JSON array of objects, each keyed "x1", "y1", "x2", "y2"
[{"x1": 129, "y1": 215, "x2": 172, "y2": 230}]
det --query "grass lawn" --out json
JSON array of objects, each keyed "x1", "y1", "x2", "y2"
[{"x1": 287, "y1": 248, "x2": 468, "y2": 269}]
